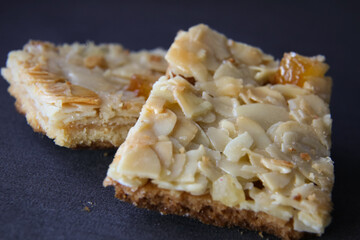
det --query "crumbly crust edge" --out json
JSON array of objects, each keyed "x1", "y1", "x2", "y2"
[{"x1": 104, "y1": 177, "x2": 307, "y2": 240}]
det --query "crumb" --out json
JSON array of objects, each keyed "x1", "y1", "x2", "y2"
[
  {"x1": 259, "y1": 231, "x2": 264, "y2": 238},
  {"x1": 83, "y1": 206, "x2": 91, "y2": 212},
  {"x1": 82, "y1": 201, "x2": 96, "y2": 212},
  {"x1": 103, "y1": 152, "x2": 108, "y2": 157}
]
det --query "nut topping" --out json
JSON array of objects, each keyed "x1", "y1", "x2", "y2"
[{"x1": 107, "y1": 24, "x2": 333, "y2": 235}]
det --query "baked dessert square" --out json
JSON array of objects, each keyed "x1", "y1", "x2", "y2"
[
  {"x1": 104, "y1": 24, "x2": 334, "y2": 239},
  {"x1": 1, "y1": 41, "x2": 167, "y2": 148}
]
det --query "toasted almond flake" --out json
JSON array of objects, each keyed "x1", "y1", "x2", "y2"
[
  {"x1": 84, "y1": 55, "x2": 107, "y2": 69},
  {"x1": 260, "y1": 158, "x2": 294, "y2": 174}
]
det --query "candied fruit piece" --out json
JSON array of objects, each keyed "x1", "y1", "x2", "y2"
[
  {"x1": 127, "y1": 74, "x2": 154, "y2": 98},
  {"x1": 274, "y1": 52, "x2": 329, "y2": 87}
]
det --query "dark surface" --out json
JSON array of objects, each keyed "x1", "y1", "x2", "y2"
[{"x1": 0, "y1": 1, "x2": 359, "y2": 239}]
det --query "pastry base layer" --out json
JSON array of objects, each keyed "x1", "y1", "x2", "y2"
[
  {"x1": 104, "y1": 178, "x2": 306, "y2": 240},
  {"x1": 8, "y1": 80, "x2": 136, "y2": 148}
]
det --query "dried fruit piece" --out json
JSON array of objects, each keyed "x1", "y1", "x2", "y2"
[{"x1": 274, "y1": 52, "x2": 329, "y2": 87}]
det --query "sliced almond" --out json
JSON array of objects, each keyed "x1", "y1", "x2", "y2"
[
  {"x1": 153, "y1": 141, "x2": 173, "y2": 169},
  {"x1": 118, "y1": 146, "x2": 161, "y2": 179},
  {"x1": 173, "y1": 88, "x2": 212, "y2": 119},
  {"x1": 151, "y1": 109, "x2": 177, "y2": 136},
  {"x1": 223, "y1": 132, "x2": 254, "y2": 162},
  {"x1": 236, "y1": 117, "x2": 271, "y2": 149},
  {"x1": 206, "y1": 127, "x2": 231, "y2": 152},
  {"x1": 211, "y1": 174, "x2": 245, "y2": 207},
  {"x1": 84, "y1": 55, "x2": 107, "y2": 69},
  {"x1": 171, "y1": 118, "x2": 198, "y2": 146},
  {"x1": 164, "y1": 153, "x2": 187, "y2": 181},
  {"x1": 259, "y1": 172, "x2": 292, "y2": 191},
  {"x1": 235, "y1": 103, "x2": 289, "y2": 130},
  {"x1": 198, "y1": 156, "x2": 222, "y2": 181},
  {"x1": 218, "y1": 159, "x2": 265, "y2": 179},
  {"x1": 176, "y1": 146, "x2": 204, "y2": 183},
  {"x1": 261, "y1": 158, "x2": 294, "y2": 174}
]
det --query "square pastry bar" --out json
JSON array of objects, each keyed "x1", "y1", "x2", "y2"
[
  {"x1": 104, "y1": 25, "x2": 333, "y2": 240},
  {"x1": 1, "y1": 41, "x2": 167, "y2": 148}
]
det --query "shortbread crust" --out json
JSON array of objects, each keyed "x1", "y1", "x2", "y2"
[
  {"x1": 2, "y1": 41, "x2": 167, "y2": 148},
  {"x1": 105, "y1": 24, "x2": 334, "y2": 239}
]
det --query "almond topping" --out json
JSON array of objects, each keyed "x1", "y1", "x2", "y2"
[
  {"x1": 84, "y1": 55, "x2": 107, "y2": 69},
  {"x1": 106, "y1": 24, "x2": 334, "y2": 236},
  {"x1": 307, "y1": 193, "x2": 316, "y2": 201}
]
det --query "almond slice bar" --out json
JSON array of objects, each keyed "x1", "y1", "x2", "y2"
[
  {"x1": 104, "y1": 24, "x2": 334, "y2": 240},
  {"x1": 1, "y1": 41, "x2": 167, "y2": 148}
]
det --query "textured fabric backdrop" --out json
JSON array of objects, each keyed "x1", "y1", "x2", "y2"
[{"x1": 0, "y1": 1, "x2": 359, "y2": 239}]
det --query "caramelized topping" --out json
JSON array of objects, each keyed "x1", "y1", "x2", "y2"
[
  {"x1": 274, "y1": 52, "x2": 329, "y2": 87},
  {"x1": 127, "y1": 74, "x2": 154, "y2": 98}
]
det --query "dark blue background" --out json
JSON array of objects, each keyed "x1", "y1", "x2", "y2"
[{"x1": 0, "y1": 1, "x2": 359, "y2": 239}]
